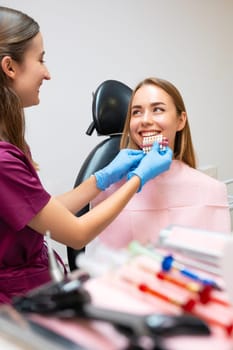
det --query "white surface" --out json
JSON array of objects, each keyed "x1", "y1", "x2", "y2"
[
  {"x1": 199, "y1": 165, "x2": 218, "y2": 179},
  {"x1": 0, "y1": 338, "x2": 22, "y2": 350}
]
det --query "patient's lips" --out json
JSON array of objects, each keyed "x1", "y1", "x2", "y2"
[{"x1": 142, "y1": 133, "x2": 168, "y2": 154}]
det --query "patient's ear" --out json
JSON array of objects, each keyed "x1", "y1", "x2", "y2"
[
  {"x1": 177, "y1": 111, "x2": 187, "y2": 131},
  {"x1": 1, "y1": 56, "x2": 16, "y2": 79}
]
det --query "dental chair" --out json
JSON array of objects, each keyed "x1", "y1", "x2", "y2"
[{"x1": 67, "y1": 80, "x2": 132, "y2": 271}]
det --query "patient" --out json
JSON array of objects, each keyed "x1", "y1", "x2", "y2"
[{"x1": 86, "y1": 77, "x2": 231, "y2": 254}]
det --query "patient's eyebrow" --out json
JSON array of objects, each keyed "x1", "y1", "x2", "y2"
[
  {"x1": 131, "y1": 105, "x2": 142, "y2": 109},
  {"x1": 150, "y1": 102, "x2": 166, "y2": 107},
  {"x1": 132, "y1": 102, "x2": 166, "y2": 109}
]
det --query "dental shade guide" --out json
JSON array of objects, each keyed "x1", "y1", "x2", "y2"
[{"x1": 142, "y1": 135, "x2": 168, "y2": 154}]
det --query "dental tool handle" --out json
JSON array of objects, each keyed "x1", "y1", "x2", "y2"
[
  {"x1": 82, "y1": 303, "x2": 145, "y2": 336},
  {"x1": 82, "y1": 304, "x2": 210, "y2": 338}
]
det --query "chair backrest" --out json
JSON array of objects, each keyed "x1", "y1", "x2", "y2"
[{"x1": 67, "y1": 80, "x2": 132, "y2": 271}]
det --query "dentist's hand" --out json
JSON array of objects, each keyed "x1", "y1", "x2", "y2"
[
  {"x1": 128, "y1": 142, "x2": 173, "y2": 191},
  {"x1": 94, "y1": 149, "x2": 144, "y2": 190}
]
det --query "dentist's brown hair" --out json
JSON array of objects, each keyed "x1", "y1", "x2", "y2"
[{"x1": 0, "y1": 6, "x2": 39, "y2": 159}]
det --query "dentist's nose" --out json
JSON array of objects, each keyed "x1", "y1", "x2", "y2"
[{"x1": 44, "y1": 65, "x2": 51, "y2": 80}]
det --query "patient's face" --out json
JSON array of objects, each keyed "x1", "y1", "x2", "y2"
[{"x1": 129, "y1": 84, "x2": 186, "y2": 151}]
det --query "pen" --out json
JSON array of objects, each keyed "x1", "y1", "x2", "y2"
[
  {"x1": 138, "y1": 283, "x2": 196, "y2": 312},
  {"x1": 119, "y1": 273, "x2": 196, "y2": 311},
  {"x1": 157, "y1": 271, "x2": 229, "y2": 306},
  {"x1": 162, "y1": 255, "x2": 222, "y2": 291}
]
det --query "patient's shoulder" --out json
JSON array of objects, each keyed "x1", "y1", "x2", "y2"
[
  {"x1": 172, "y1": 161, "x2": 226, "y2": 191},
  {"x1": 182, "y1": 162, "x2": 227, "y2": 193}
]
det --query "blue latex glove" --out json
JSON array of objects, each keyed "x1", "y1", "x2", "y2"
[
  {"x1": 94, "y1": 149, "x2": 144, "y2": 190},
  {"x1": 128, "y1": 142, "x2": 173, "y2": 191}
]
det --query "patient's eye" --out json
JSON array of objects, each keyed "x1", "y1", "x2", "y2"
[
  {"x1": 131, "y1": 109, "x2": 142, "y2": 117},
  {"x1": 153, "y1": 106, "x2": 164, "y2": 112}
]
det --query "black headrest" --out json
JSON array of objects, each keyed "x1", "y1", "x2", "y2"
[{"x1": 86, "y1": 80, "x2": 132, "y2": 136}]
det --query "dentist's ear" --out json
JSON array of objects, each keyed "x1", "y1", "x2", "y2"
[
  {"x1": 177, "y1": 111, "x2": 187, "y2": 131},
  {"x1": 1, "y1": 56, "x2": 16, "y2": 79}
]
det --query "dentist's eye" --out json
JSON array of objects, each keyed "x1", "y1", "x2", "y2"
[{"x1": 39, "y1": 52, "x2": 46, "y2": 64}]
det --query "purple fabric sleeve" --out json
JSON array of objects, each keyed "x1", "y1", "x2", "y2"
[{"x1": 0, "y1": 142, "x2": 51, "y2": 231}]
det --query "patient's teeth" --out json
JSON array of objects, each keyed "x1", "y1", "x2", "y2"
[{"x1": 142, "y1": 134, "x2": 168, "y2": 154}]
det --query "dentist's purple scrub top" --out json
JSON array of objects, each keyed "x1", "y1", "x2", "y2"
[{"x1": 0, "y1": 141, "x2": 52, "y2": 303}]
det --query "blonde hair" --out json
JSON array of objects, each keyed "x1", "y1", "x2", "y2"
[{"x1": 120, "y1": 77, "x2": 196, "y2": 168}]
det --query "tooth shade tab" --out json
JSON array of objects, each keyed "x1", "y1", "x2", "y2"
[{"x1": 142, "y1": 134, "x2": 168, "y2": 154}]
